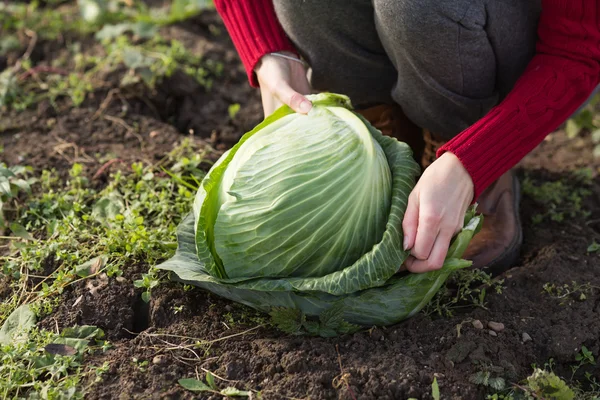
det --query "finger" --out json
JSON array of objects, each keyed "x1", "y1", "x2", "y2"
[
  {"x1": 411, "y1": 209, "x2": 441, "y2": 260},
  {"x1": 260, "y1": 92, "x2": 282, "y2": 118},
  {"x1": 402, "y1": 192, "x2": 419, "y2": 251},
  {"x1": 406, "y1": 229, "x2": 453, "y2": 273},
  {"x1": 403, "y1": 256, "x2": 416, "y2": 271},
  {"x1": 273, "y1": 80, "x2": 312, "y2": 114}
]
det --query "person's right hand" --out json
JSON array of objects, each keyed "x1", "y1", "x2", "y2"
[{"x1": 254, "y1": 51, "x2": 313, "y2": 117}]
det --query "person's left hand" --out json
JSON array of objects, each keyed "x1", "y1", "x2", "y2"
[{"x1": 402, "y1": 152, "x2": 474, "y2": 272}]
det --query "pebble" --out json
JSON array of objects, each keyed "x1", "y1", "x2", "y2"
[
  {"x1": 488, "y1": 321, "x2": 505, "y2": 332},
  {"x1": 522, "y1": 332, "x2": 532, "y2": 343},
  {"x1": 472, "y1": 320, "x2": 484, "y2": 330},
  {"x1": 153, "y1": 355, "x2": 167, "y2": 365},
  {"x1": 489, "y1": 330, "x2": 498, "y2": 337}
]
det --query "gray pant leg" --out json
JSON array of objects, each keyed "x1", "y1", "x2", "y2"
[
  {"x1": 273, "y1": 0, "x2": 397, "y2": 107},
  {"x1": 274, "y1": 0, "x2": 541, "y2": 138},
  {"x1": 375, "y1": 0, "x2": 541, "y2": 138}
]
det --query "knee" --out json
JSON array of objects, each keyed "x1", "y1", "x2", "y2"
[{"x1": 374, "y1": 0, "x2": 483, "y2": 44}]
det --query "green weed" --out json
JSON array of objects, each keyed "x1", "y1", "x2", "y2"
[
  {"x1": 0, "y1": 325, "x2": 110, "y2": 399},
  {"x1": 424, "y1": 269, "x2": 505, "y2": 317},
  {"x1": 179, "y1": 370, "x2": 251, "y2": 397},
  {"x1": 565, "y1": 93, "x2": 600, "y2": 158},
  {"x1": 0, "y1": 139, "x2": 210, "y2": 327},
  {"x1": 488, "y1": 355, "x2": 600, "y2": 400},
  {"x1": 522, "y1": 169, "x2": 593, "y2": 223},
  {"x1": 571, "y1": 346, "x2": 596, "y2": 380},
  {"x1": 0, "y1": 162, "x2": 35, "y2": 229},
  {"x1": 0, "y1": 0, "x2": 220, "y2": 111},
  {"x1": 542, "y1": 281, "x2": 599, "y2": 305}
]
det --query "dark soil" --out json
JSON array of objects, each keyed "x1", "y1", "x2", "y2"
[{"x1": 2, "y1": 10, "x2": 600, "y2": 400}]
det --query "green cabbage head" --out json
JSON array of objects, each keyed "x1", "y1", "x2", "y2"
[{"x1": 158, "y1": 93, "x2": 482, "y2": 336}]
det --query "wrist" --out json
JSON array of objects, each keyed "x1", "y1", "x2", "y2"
[
  {"x1": 256, "y1": 52, "x2": 306, "y2": 72},
  {"x1": 441, "y1": 152, "x2": 474, "y2": 200}
]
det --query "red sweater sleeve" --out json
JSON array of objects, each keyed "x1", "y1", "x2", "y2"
[
  {"x1": 214, "y1": 0, "x2": 297, "y2": 87},
  {"x1": 438, "y1": 0, "x2": 600, "y2": 199}
]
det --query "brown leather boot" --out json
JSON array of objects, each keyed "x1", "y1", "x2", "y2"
[
  {"x1": 462, "y1": 171, "x2": 523, "y2": 275},
  {"x1": 422, "y1": 130, "x2": 523, "y2": 274},
  {"x1": 356, "y1": 104, "x2": 424, "y2": 163}
]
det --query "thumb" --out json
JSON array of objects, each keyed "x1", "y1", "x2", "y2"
[{"x1": 272, "y1": 80, "x2": 312, "y2": 114}]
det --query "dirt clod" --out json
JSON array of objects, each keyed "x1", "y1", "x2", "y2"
[
  {"x1": 522, "y1": 332, "x2": 533, "y2": 343},
  {"x1": 153, "y1": 355, "x2": 167, "y2": 365}
]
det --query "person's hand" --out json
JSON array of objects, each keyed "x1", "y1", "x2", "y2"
[
  {"x1": 402, "y1": 152, "x2": 474, "y2": 272},
  {"x1": 255, "y1": 52, "x2": 312, "y2": 117}
]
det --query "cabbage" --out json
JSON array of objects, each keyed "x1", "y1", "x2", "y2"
[{"x1": 157, "y1": 93, "x2": 482, "y2": 336}]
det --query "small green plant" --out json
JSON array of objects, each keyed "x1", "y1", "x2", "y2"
[
  {"x1": 565, "y1": 93, "x2": 600, "y2": 158},
  {"x1": 0, "y1": 1, "x2": 220, "y2": 112},
  {"x1": 173, "y1": 305, "x2": 184, "y2": 314},
  {"x1": 0, "y1": 140, "x2": 208, "y2": 327},
  {"x1": 0, "y1": 317, "x2": 110, "y2": 399},
  {"x1": 179, "y1": 370, "x2": 250, "y2": 397},
  {"x1": 133, "y1": 270, "x2": 160, "y2": 302},
  {"x1": 0, "y1": 163, "x2": 35, "y2": 229},
  {"x1": 432, "y1": 377, "x2": 441, "y2": 400},
  {"x1": 543, "y1": 281, "x2": 599, "y2": 305},
  {"x1": 471, "y1": 369, "x2": 507, "y2": 392},
  {"x1": 425, "y1": 269, "x2": 505, "y2": 317},
  {"x1": 526, "y1": 369, "x2": 576, "y2": 400},
  {"x1": 228, "y1": 103, "x2": 241, "y2": 119},
  {"x1": 588, "y1": 241, "x2": 600, "y2": 253},
  {"x1": 132, "y1": 357, "x2": 150, "y2": 372},
  {"x1": 522, "y1": 169, "x2": 592, "y2": 223},
  {"x1": 487, "y1": 369, "x2": 574, "y2": 400},
  {"x1": 571, "y1": 346, "x2": 596, "y2": 380},
  {"x1": 488, "y1": 356, "x2": 600, "y2": 400}
]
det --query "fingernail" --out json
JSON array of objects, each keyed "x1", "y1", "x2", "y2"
[
  {"x1": 299, "y1": 100, "x2": 311, "y2": 113},
  {"x1": 403, "y1": 236, "x2": 409, "y2": 251}
]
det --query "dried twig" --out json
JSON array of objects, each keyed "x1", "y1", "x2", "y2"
[
  {"x1": 12, "y1": 29, "x2": 37, "y2": 73},
  {"x1": 18, "y1": 66, "x2": 69, "y2": 81},
  {"x1": 92, "y1": 158, "x2": 125, "y2": 180},
  {"x1": 333, "y1": 345, "x2": 357, "y2": 400},
  {"x1": 134, "y1": 324, "x2": 264, "y2": 345},
  {"x1": 91, "y1": 89, "x2": 122, "y2": 121}
]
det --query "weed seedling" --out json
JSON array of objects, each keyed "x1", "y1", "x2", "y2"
[
  {"x1": 543, "y1": 281, "x2": 599, "y2": 305},
  {"x1": 571, "y1": 346, "x2": 596, "y2": 380},
  {"x1": 522, "y1": 169, "x2": 592, "y2": 224},
  {"x1": 425, "y1": 269, "x2": 505, "y2": 317}
]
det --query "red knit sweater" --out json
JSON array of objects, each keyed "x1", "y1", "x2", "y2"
[{"x1": 214, "y1": 0, "x2": 600, "y2": 199}]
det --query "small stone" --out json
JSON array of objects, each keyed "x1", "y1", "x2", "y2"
[
  {"x1": 489, "y1": 330, "x2": 498, "y2": 337},
  {"x1": 488, "y1": 321, "x2": 505, "y2": 332},
  {"x1": 472, "y1": 320, "x2": 484, "y2": 330},
  {"x1": 153, "y1": 355, "x2": 167, "y2": 365},
  {"x1": 522, "y1": 332, "x2": 532, "y2": 343}
]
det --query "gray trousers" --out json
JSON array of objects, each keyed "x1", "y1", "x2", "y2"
[{"x1": 273, "y1": 0, "x2": 542, "y2": 139}]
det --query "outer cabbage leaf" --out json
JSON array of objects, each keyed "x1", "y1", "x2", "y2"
[
  {"x1": 157, "y1": 211, "x2": 481, "y2": 328},
  {"x1": 190, "y1": 93, "x2": 420, "y2": 295}
]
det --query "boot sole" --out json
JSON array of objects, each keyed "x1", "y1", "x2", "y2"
[{"x1": 481, "y1": 172, "x2": 523, "y2": 277}]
